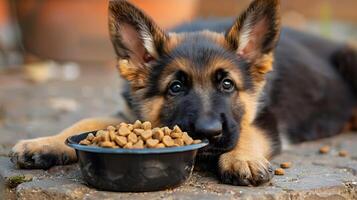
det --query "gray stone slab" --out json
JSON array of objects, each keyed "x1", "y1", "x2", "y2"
[
  {"x1": 1, "y1": 133, "x2": 356, "y2": 200},
  {"x1": 1, "y1": 65, "x2": 357, "y2": 199}
]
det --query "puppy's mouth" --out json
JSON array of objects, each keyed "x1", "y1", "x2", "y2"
[{"x1": 167, "y1": 114, "x2": 239, "y2": 157}]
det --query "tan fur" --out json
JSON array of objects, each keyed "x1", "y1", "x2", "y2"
[
  {"x1": 158, "y1": 53, "x2": 246, "y2": 92},
  {"x1": 166, "y1": 33, "x2": 184, "y2": 52},
  {"x1": 11, "y1": 117, "x2": 123, "y2": 167},
  {"x1": 200, "y1": 30, "x2": 227, "y2": 46},
  {"x1": 117, "y1": 59, "x2": 150, "y2": 90},
  {"x1": 250, "y1": 53, "x2": 274, "y2": 82},
  {"x1": 219, "y1": 121, "x2": 272, "y2": 180},
  {"x1": 218, "y1": 84, "x2": 272, "y2": 184},
  {"x1": 207, "y1": 57, "x2": 245, "y2": 89},
  {"x1": 141, "y1": 97, "x2": 165, "y2": 127}
]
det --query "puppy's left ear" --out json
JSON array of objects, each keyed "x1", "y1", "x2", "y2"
[{"x1": 226, "y1": 0, "x2": 281, "y2": 73}]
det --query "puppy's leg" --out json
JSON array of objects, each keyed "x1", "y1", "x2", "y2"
[
  {"x1": 219, "y1": 125, "x2": 274, "y2": 186},
  {"x1": 10, "y1": 117, "x2": 123, "y2": 169}
]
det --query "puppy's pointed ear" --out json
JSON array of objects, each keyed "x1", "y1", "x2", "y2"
[
  {"x1": 109, "y1": 0, "x2": 167, "y2": 87},
  {"x1": 226, "y1": 0, "x2": 280, "y2": 73}
]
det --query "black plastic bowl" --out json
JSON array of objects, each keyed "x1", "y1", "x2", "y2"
[{"x1": 65, "y1": 131, "x2": 208, "y2": 192}]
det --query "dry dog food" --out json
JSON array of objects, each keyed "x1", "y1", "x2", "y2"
[
  {"x1": 319, "y1": 145, "x2": 330, "y2": 154},
  {"x1": 274, "y1": 168, "x2": 285, "y2": 175},
  {"x1": 79, "y1": 121, "x2": 201, "y2": 149},
  {"x1": 280, "y1": 162, "x2": 292, "y2": 169},
  {"x1": 338, "y1": 150, "x2": 348, "y2": 157}
]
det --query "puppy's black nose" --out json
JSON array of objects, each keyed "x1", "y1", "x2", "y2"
[{"x1": 195, "y1": 117, "x2": 222, "y2": 138}]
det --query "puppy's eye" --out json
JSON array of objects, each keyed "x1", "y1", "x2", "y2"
[
  {"x1": 169, "y1": 80, "x2": 184, "y2": 95},
  {"x1": 221, "y1": 78, "x2": 235, "y2": 92}
]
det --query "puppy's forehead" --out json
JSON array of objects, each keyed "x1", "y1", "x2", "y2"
[
  {"x1": 169, "y1": 31, "x2": 231, "y2": 67},
  {"x1": 163, "y1": 31, "x2": 248, "y2": 88}
]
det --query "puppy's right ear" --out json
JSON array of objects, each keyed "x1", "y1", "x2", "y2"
[{"x1": 108, "y1": 0, "x2": 167, "y2": 87}]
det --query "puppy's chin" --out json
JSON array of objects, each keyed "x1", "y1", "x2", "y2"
[
  {"x1": 198, "y1": 135, "x2": 237, "y2": 156},
  {"x1": 195, "y1": 142, "x2": 233, "y2": 173}
]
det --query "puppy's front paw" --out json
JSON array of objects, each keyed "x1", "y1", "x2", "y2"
[
  {"x1": 9, "y1": 137, "x2": 76, "y2": 169},
  {"x1": 219, "y1": 152, "x2": 273, "y2": 186}
]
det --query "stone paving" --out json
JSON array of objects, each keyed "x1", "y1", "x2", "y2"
[{"x1": 0, "y1": 65, "x2": 357, "y2": 200}]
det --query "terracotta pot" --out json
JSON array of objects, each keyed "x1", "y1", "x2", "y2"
[{"x1": 15, "y1": 0, "x2": 198, "y2": 62}]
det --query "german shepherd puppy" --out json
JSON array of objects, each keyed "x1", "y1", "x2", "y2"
[{"x1": 10, "y1": 0, "x2": 357, "y2": 186}]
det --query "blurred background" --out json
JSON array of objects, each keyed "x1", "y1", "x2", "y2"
[
  {"x1": 0, "y1": 0, "x2": 356, "y2": 67},
  {"x1": 0, "y1": 0, "x2": 356, "y2": 149}
]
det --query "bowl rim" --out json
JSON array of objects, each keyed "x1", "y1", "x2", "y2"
[{"x1": 65, "y1": 131, "x2": 209, "y2": 154}]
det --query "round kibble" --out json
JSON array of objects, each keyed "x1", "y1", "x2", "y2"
[
  {"x1": 133, "y1": 128, "x2": 144, "y2": 136},
  {"x1": 142, "y1": 121, "x2": 152, "y2": 130},
  {"x1": 146, "y1": 138, "x2": 159, "y2": 148},
  {"x1": 280, "y1": 162, "x2": 292, "y2": 169},
  {"x1": 114, "y1": 136, "x2": 127, "y2": 147},
  {"x1": 79, "y1": 139, "x2": 91, "y2": 145},
  {"x1": 104, "y1": 131, "x2": 110, "y2": 141},
  {"x1": 155, "y1": 143, "x2": 165, "y2": 148},
  {"x1": 117, "y1": 122, "x2": 127, "y2": 130},
  {"x1": 193, "y1": 139, "x2": 202, "y2": 144},
  {"x1": 124, "y1": 142, "x2": 133, "y2": 149},
  {"x1": 127, "y1": 124, "x2": 134, "y2": 131},
  {"x1": 274, "y1": 168, "x2": 285, "y2": 175},
  {"x1": 96, "y1": 130, "x2": 105, "y2": 136},
  {"x1": 174, "y1": 138, "x2": 184, "y2": 146},
  {"x1": 141, "y1": 130, "x2": 153, "y2": 140},
  {"x1": 338, "y1": 150, "x2": 348, "y2": 157},
  {"x1": 107, "y1": 125, "x2": 116, "y2": 131},
  {"x1": 162, "y1": 135, "x2": 175, "y2": 147},
  {"x1": 133, "y1": 120, "x2": 142, "y2": 129},
  {"x1": 133, "y1": 140, "x2": 144, "y2": 149},
  {"x1": 79, "y1": 122, "x2": 201, "y2": 149},
  {"x1": 109, "y1": 130, "x2": 116, "y2": 141},
  {"x1": 128, "y1": 133, "x2": 138, "y2": 143},
  {"x1": 319, "y1": 145, "x2": 330, "y2": 154},
  {"x1": 182, "y1": 133, "x2": 193, "y2": 145},
  {"x1": 100, "y1": 141, "x2": 115, "y2": 148},
  {"x1": 119, "y1": 126, "x2": 131, "y2": 136},
  {"x1": 162, "y1": 127, "x2": 171, "y2": 136},
  {"x1": 152, "y1": 128, "x2": 164, "y2": 141},
  {"x1": 87, "y1": 133, "x2": 95, "y2": 141},
  {"x1": 171, "y1": 131, "x2": 183, "y2": 139},
  {"x1": 172, "y1": 125, "x2": 182, "y2": 133},
  {"x1": 91, "y1": 136, "x2": 101, "y2": 144}
]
